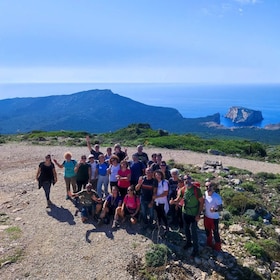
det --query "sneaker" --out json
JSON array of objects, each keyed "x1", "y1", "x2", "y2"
[
  {"x1": 112, "y1": 220, "x2": 119, "y2": 229},
  {"x1": 66, "y1": 195, "x2": 70, "y2": 200}
]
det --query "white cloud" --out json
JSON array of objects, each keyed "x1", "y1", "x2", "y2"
[{"x1": 235, "y1": 0, "x2": 259, "y2": 5}]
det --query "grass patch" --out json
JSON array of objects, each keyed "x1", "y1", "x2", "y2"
[
  {"x1": 5, "y1": 226, "x2": 22, "y2": 240},
  {"x1": 0, "y1": 248, "x2": 24, "y2": 268}
]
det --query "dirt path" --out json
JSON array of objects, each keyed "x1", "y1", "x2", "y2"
[{"x1": 0, "y1": 143, "x2": 279, "y2": 279}]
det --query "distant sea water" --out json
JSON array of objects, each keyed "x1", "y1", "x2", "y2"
[{"x1": 0, "y1": 83, "x2": 280, "y2": 128}]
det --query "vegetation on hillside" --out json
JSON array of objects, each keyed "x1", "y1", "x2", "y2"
[{"x1": 1, "y1": 123, "x2": 279, "y2": 163}]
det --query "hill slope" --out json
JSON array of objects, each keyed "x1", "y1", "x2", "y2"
[{"x1": 0, "y1": 89, "x2": 219, "y2": 134}]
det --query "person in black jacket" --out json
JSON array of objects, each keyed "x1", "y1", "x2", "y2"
[{"x1": 36, "y1": 154, "x2": 57, "y2": 208}]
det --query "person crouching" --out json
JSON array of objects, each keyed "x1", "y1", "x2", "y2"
[{"x1": 72, "y1": 183, "x2": 102, "y2": 223}]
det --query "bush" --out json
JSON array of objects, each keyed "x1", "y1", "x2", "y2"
[
  {"x1": 244, "y1": 242, "x2": 266, "y2": 259},
  {"x1": 145, "y1": 244, "x2": 169, "y2": 268}
]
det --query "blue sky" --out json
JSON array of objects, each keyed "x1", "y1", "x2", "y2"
[{"x1": 0, "y1": 0, "x2": 279, "y2": 84}]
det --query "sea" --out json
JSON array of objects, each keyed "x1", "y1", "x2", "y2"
[{"x1": 0, "y1": 83, "x2": 279, "y2": 128}]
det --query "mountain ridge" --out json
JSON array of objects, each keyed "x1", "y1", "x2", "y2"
[{"x1": 1, "y1": 89, "x2": 280, "y2": 144}]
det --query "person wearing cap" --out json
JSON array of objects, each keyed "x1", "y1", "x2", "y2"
[
  {"x1": 53, "y1": 152, "x2": 77, "y2": 200},
  {"x1": 36, "y1": 154, "x2": 57, "y2": 208},
  {"x1": 181, "y1": 176, "x2": 204, "y2": 258},
  {"x1": 204, "y1": 182, "x2": 223, "y2": 251},
  {"x1": 135, "y1": 145, "x2": 149, "y2": 167},
  {"x1": 72, "y1": 183, "x2": 102, "y2": 223},
  {"x1": 86, "y1": 135, "x2": 103, "y2": 160},
  {"x1": 88, "y1": 154, "x2": 98, "y2": 190}
]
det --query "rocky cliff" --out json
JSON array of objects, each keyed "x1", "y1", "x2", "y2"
[{"x1": 225, "y1": 106, "x2": 263, "y2": 126}]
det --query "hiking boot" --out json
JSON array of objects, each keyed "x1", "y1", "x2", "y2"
[
  {"x1": 97, "y1": 218, "x2": 102, "y2": 226},
  {"x1": 66, "y1": 195, "x2": 70, "y2": 200}
]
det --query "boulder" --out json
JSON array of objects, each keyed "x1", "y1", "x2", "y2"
[{"x1": 225, "y1": 106, "x2": 263, "y2": 125}]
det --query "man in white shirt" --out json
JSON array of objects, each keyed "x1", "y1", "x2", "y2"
[{"x1": 204, "y1": 182, "x2": 223, "y2": 251}]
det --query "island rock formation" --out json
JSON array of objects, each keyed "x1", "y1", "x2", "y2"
[{"x1": 225, "y1": 106, "x2": 263, "y2": 126}]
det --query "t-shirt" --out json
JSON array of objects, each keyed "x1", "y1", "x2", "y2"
[
  {"x1": 96, "y1": 162, "x2": 108, "y2": 176},
  {"x1": 117, "y1": 169, "x2": 131, "y2": 188},
  {"x1": 114, "y1": 150, "x2": 126, "y2": 161},
  {"x1": 204, "y1": 191, "x2": 223, "y2": 219},
  {"x1": 168, "y1": 178, "x2": 178, "y2": 200},
  {"x1": 140, "y1": 177, "x2": 156, "y2": 202},
  {"x1": 78, "y1": 190, "x2": 98, "y2": 206},
  {"x1": 76, "y1": 163, "x2": 90, "y2": 181},
  {"x1": 130, "y1": 161, "x2": 145, "y2": 182},
  {"x1": 182, "y1": 186, "x2": 202, "y2": 216},
  {"x1": 155, "y1": 180, "x2": 169, "y2": 205},
  {"x1": 39, "y1": 162, "x2": 55, "y2": 182},
  {"x1": 124, "y1": 195, "x2": 140, "y2": 211},
  {"x1": 106, "y1": 194, "x2": 122, "y2": 209},
  {"x1": 109, "y1": 164, "x2": 120, "y2": 182},
  {"x1": 90, "y1": 149, "x2": 103, "y2": 160},
  {"x1": 63, "y1": 160, "x2": 77, "y2": 178},
  {"x1": 89, "y1": 160, "x2": 97, "y2": 179},
  {"x1": 135, "y1": 152, "x2": 149, "y2": 166}
]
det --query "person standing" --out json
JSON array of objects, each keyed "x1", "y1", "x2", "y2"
[
  {"x1": 36, "y1": 154, "x2": 57, "y2": 208},
  {"x1": 53, "y1": 152, "x2": 77, "y2": 199},
  {"x1": 88, "y1": 154, "x2": 98, "y2": 190},
  {"x1": 204, "y1": 182, "x2": 223, "y2": 251},
  {"x1": 153, "y1": 170, "x2": 169, "y2": 234},
  {"x1": 135, "y1": 167, "x2": 156, "y2": 228},
  {"x1": 75, "y1": 155, "x2": 91, "y2": 192},
  {"x1": 117, "y1": 160, "x2": 131, "y2": 199},
  {"x1": 95, "y1": 154, "x2": 109, "y2": 198},
  {"x1": 182, "y1": 178, "x2": 204, "y2": 257},
  {"x1": 113, "y1": 143, "x2": 127, "y2": 162},
  {"x1": 130, "y1": 153, "x2": 145, "y2": 187},
  {"x1": 135, "y1": 145, "x2": 149, "y2": 167},
  {"x1": 107, "y1": 155, "x2": 120, "y2": 192},
  {"x1": 86, "y1": 136, "x2": 103, "y2": 160}
]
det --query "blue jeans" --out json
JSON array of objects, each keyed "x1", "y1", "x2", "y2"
[
  {"x1": 183, "y1": 213, "x2": 198, "y2": 254},
  {"x1": 97, "y1": 175, "x2": 109, "y2": 198},
  {"x1": 81, "y1": 205, "x2": 93, "y2": 218},
  {"x1": 42, "y1": 181, "x2": 51, "y2": 201},
  {"x1": 140, "y1": 200, "x2": 154, "y2": 224}
]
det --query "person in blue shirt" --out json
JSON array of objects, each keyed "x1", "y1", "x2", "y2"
[{"x1": 53, "y1": 152, "x2": 77, "y2": 199}]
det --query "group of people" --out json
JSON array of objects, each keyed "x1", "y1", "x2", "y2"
[{"x1": 36, "y1": 137, "x2": 223, "y2": 257}]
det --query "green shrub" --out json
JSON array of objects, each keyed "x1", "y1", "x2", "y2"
[
  {"x1": 244, "y1": 242, "x2": 266, "y2": 259},
  {"x1": 145, "y1": 244, "x2": 169, "y2": 268}
]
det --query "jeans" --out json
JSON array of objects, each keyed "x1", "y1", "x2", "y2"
[
  {"x1": 97, "y1": 175, "x2": 109, "y2": 198},
  {"x1": 183, "y1": 213, "x2": 198, "y2": 254},
  {"x1": 140, "y1": 200, "x2": 154, "y2": 224},
  {"x1": 42, "y1": 181, "x2": 51, "y2": 201}
]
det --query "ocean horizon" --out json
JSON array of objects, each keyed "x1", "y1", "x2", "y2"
[{"x1": 0, "y1": 82, "x2": 279, "y2": 128}]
